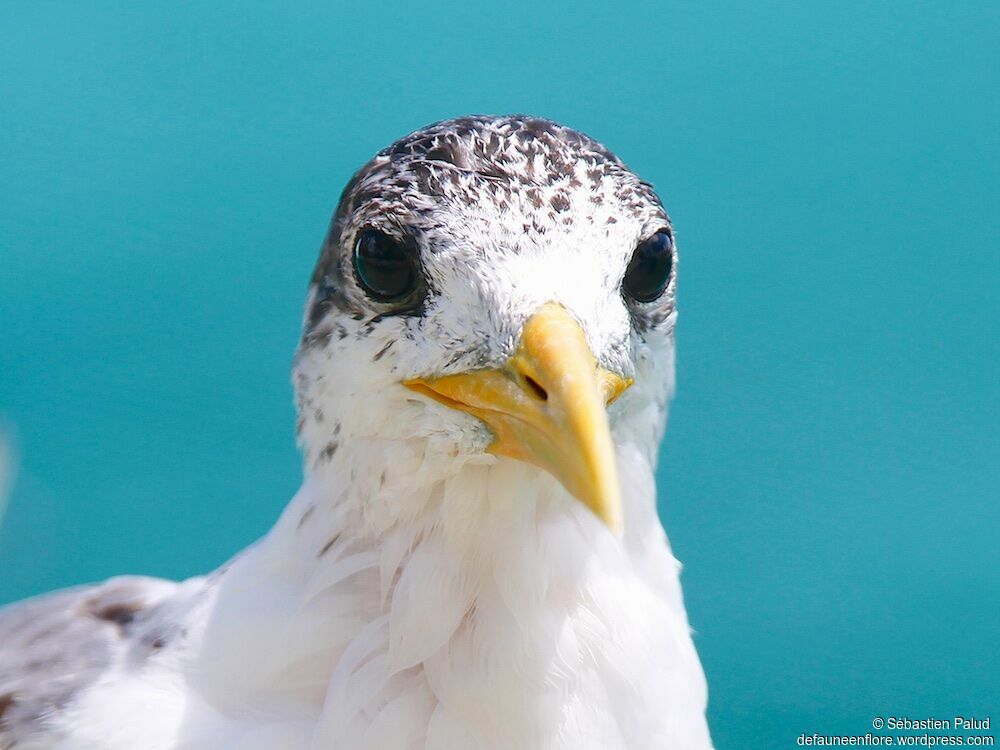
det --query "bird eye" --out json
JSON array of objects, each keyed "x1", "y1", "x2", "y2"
[
  {"x1": 623, "y1": 231, "x2": 674, "y2": 303},
  {"x1": 353, "y1": 229, "x2": 420, "y2": 303}
]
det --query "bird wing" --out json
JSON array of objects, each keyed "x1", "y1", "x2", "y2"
[{"x1": 0, "y1": 575, "x2": 180, "y2": 748}]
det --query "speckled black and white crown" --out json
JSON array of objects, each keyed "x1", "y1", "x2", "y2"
[{"x1": 304, "y1": 115, "x2": 672, "y2": 333}]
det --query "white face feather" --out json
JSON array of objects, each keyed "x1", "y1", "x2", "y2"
[{"x1": 293, "y1": 116, "x2": 678, "y2": 500}]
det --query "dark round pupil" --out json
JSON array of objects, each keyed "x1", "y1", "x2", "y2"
[
  {"x1": 353, "y1": 230, "x2": 416, "y2": 301},
  {"x1": 624, "y1": 231, "x2": 674, "y2": 302}
]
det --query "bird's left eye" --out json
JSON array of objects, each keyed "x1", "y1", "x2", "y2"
[
  {"x1": 623, "y1": 230, "x2": 674, "y2": 303},
  {"x1": 353, "y1": 229, "x2": 421, "y2": 303}
]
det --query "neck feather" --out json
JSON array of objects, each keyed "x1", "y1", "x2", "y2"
[{"x1": 192, "y1": 438, "x2": 710, "y2": 748}]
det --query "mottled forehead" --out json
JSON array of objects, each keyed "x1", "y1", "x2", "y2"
[{"x1": 312, "y1": 116, "x2": 669, "y2": 283}]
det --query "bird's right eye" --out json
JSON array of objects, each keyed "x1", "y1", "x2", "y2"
[
  {"x1": 353, "y1": 229, "x2": 421, "y2": 303},
  {"x1": 622, "y1": 230, "x2": 674, "y2": 303}
]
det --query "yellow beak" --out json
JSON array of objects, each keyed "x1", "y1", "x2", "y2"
[{"x1": 404, "y1": 303, "x2": 631, "y2": 534}]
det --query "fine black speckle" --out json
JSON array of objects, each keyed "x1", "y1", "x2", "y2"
[
  {"x1": 318, "y1": 534, "x2": 341, "y2": 558},
  {"x1": 423, "y1": 141, "x2": 470, "y2": 169},
  {"x1": 550, "y1": 193, "x2": 570, "y2": 212},
  {"x1": 0, "y1": 693, "x2": 14, "y2": 728},
  {"x1": 89, "y1": 603, "x2": 142, "y2": 629},
  {"x1": 297, "y1": 504, "x2": 316, "y2": 529},
  {"x1": 313, "y1": 441, "x2": 339, "y2": 469}
]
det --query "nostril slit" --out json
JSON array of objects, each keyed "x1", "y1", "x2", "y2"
[{"x1": 524, "y1": 375, "x2": 548, "y2": 401}]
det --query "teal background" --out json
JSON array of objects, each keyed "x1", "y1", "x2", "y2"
[{"x1": 1, "y1": 2, "x2": 997, "y2": 746}]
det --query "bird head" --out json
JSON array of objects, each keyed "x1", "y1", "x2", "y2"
[{"x1": 293, "y1": 116, "x2": 677, "y2": 538}]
